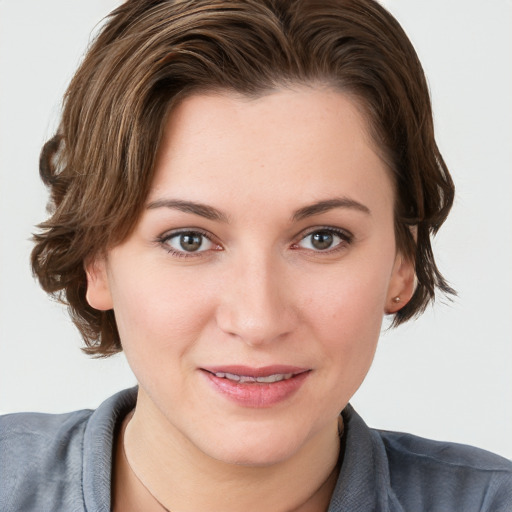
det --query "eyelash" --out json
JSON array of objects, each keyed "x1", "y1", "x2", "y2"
[
  {"x1": 157, "y1": 228, "x2": 219, "y2": 258},
  {"x1": 156, "y1": 226, "x2": 354, "y2": 259},
  {"x1": 292, "y1": 227, "x2": 354, "y2": 254}
]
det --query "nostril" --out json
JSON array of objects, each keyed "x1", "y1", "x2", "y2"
[
  {"x1": 215, "y1": 302, "x2": 296, "y2": 346},
  {"x1": 214, "y1": 262, "x2": 298, "y2": 344}
]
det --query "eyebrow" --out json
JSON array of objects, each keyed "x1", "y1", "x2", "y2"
[
  {"x1": 146, "y1": 196, "x2": 370, "y2": 223},
  {"x1": 146, "y1": 199, "x2": 229, "y2": 222},
  {"x1": 292, "y1": 197, "x2": 371, "y2": 222}
]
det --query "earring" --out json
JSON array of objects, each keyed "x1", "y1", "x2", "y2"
[{"x1": 392, "y1": 296, "x2": 401, "y2": 304}]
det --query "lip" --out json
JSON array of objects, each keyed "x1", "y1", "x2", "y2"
[
  {"x1": 200, "y1": 365, "x2": 311, "y2": 408},
  {"x1": 202, "y1": 365, "x2": 309, "y2": 377}
]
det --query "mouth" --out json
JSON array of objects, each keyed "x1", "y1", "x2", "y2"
[
  {"x1": 208, "y1": 372, "x2": 296, "y2": 384},
  {"x1": 201, "y1": 365, "x2": 310, "y2": 382},
  {"x1": 200, "y1": 365, "x2": 311, "y2": 407}
]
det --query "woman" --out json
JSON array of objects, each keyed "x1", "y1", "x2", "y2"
[{"x1": 1, "y1": 0, "x2": 511, "y2": 510}]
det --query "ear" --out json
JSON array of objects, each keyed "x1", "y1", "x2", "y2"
[
  {"x1": 84, "y1": 256, "x2": 113, "y2": 311},
  {"x1": 385, "y1": 253, "x2": 416, "y2": 314}
]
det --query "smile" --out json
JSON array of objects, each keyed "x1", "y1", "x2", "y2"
[
  {"x1": 211, "y1": 372, "x2": 295, "y2": 383},
  {"x1": 201, "y1": 366, "x2": 311, "y2": 407}
]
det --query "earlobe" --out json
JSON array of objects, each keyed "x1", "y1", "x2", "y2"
[
  {"x1": 85, "y1": 257, "x2": 113, "y2": 311},
  {"x1": 385, "y1": 254, "x2": 416, "y2": 314}
]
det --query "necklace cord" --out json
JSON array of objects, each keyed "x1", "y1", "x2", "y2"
[
  {"x1": 122, "y1": 411, "x2": 172, "y2": 512},
  {"x1": 121, "y1": 412, "x2": 345, "y2": 512}
]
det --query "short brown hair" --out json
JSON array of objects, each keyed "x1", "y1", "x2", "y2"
[{"x1": 32, "y1": 0, "x2": 455, "y2": 356}]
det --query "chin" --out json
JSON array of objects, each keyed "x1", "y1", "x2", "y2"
[
  {"x1": 211, "y1": 443, "x2": 299, "y2": 467},
  {"x1": 196, "y1": 422, "x2": 311, "y2": 467}
]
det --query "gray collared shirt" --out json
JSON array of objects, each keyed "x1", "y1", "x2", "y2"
[{"x1": 1, "y1": 387, "x2": 511, "y2": 511}]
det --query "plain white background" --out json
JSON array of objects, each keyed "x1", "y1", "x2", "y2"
[{"x1": 0, "y1": 1, "x2": 511, "y2": 459}]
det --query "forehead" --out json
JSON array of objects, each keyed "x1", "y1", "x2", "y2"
[{"x1": 149, "y1": 87, "x2": 394, "y2": 219}]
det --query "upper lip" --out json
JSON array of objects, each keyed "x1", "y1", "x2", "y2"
[{"x1": 201, "y1": 365, "x2": 310, "y2": 377}]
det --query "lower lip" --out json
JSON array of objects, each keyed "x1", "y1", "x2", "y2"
[{"x1": 202, "y1": 370, "x2": 310, "y2": 408}]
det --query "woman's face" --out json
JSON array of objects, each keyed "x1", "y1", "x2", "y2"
[{"x1": 87, "y1": 87, "x2": 412, "y2": 466}]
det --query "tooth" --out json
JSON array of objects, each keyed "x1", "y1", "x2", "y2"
[
  {"x1": 255, "y1": 373, "x2": 294, "y2": 383},
  {"x1": 239, "y1": 376, "x2": 257, "y2": 383},
  {"x1": 256, "y1": 375, "x2": 280, "y2": 383},
  {"x1": 213, "y1": 372, "x2": 296, "y2": 383}
]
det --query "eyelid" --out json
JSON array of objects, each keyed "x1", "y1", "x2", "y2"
[
  {"x1": 293, "y1": 226, "x2": 354, "y2": 251},
  {"x1": 158, "y1": 227, "x2": 211, "y2": 239},
  {"x1": 155, "y1": 225, "x2": 353, "y2": 258},
  {"x1": 157, "y1": 228, "x2": 222, "y2": 257},
  {"x1": 298, "y1": 225, "x2": 353, "y2": 241}
]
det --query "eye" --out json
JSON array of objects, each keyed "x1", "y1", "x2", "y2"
[
  {"x1": 296, "y1": 228, "x2": 351, "y2": 252},
  {"x1": 161, "y1": 230, "x2": 216, "y2": 254}
]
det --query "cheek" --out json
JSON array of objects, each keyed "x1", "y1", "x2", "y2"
[
  {"x1": 108, "y1": 264, "x2": 214, "y2": 370},
  {"x1": 303, "y1": 253, "x2": 390, "y2": 325},
  {"x1": 299, "y1": 258, "x2": 391, "y2": 377}
]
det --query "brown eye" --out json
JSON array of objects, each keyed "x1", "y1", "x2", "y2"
[
  {"x1": 297, "y1": 229, "x2": 351, "y2": 252},
  {"x1": 163, "y1": 231, "x2": 214, "y2": 254},
  {"x1": 311, "y1": 231, "x2": 334, "y2": 250},
  {"x1": 179, "y1": 232, "x2": 203, "y2": 252}
]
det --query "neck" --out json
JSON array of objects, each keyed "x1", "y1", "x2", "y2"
[{"x1": 113, "y1": 389, "x2": 342, "y2": 512}]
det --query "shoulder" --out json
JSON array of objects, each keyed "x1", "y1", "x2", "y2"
[
  {"x1": 0, "y1": 408, "x2": 92, "y2": 511},
  {"x1": 0, "y1": 387, "x2": 137, "y2": 512},
  {"x1": 377, "y1": 429, "x2": 512, "y2": 511},
  {"x1": 336, "y1": 405, "x2": 512, "y2": 511}
]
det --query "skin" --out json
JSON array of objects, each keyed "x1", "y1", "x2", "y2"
[{"x1": 87, "y1": 86, "x2": 415, "y2": 511}]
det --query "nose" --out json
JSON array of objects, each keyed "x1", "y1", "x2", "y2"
[{"x1": 215, "y1": 252, "x2": 298, "y2": 346}]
